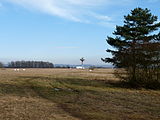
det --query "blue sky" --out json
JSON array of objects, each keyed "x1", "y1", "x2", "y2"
[{"x1": 0, "y1": 0, "x2": 160, "y2": 65}]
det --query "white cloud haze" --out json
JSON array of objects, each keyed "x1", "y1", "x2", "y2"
[
  {"x1": 4, "y1": 0, "x2": 108, "y2": 22},
  {"x1": 2, "y1": 0, "x2": 134, "y2": 26}
]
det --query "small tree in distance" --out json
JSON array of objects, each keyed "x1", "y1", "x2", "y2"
[
  {"x1": 102, "y1": 8, "x2": 160, "y2": 89},
  {"x1": 80, "y1": 57, "x2": 85, "y2": 66}
]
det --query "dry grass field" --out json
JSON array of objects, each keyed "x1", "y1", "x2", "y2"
[{"x1": 0, "y1": 68, "x2": 160, "y2": 120}]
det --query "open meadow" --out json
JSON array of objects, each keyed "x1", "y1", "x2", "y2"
[{"x1": 0, "y1": 68, "x2": 159, "y2": 120}]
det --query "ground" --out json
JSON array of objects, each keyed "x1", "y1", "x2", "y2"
[{"x1": 0, "y1": 68, "x2": 159, "y2": 120}]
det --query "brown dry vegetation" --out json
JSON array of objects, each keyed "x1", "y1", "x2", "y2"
[{"x1": 0, "y1": 68, "x2": 160, "y2": 120}]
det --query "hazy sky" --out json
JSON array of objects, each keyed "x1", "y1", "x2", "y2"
[{"x1": 0, "y1": 0, "x2": 160, "y2": 65}]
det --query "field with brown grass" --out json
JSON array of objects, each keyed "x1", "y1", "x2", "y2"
[{"x1": 0, "y1": 68, "x2": 159, "y2": 120}]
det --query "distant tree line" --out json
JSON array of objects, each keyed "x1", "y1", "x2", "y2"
[
  {"x1": 55, "y1": 65, "x2": 71, "y2": 68},
  {"x1": 8, "y1": 61, "x2": 54, "y2": 68}
]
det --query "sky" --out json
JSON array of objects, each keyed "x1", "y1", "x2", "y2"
[{"x1": 0, "y1": 0, "x2": 160, "y2": 65}]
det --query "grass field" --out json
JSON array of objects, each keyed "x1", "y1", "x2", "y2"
[{"x1": 0, "y1": 68, "x2": 160, "y2": 120}]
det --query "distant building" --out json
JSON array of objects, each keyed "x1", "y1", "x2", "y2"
[{"x1": 76, "y1": 66, "x2": 85, "y2": 69}]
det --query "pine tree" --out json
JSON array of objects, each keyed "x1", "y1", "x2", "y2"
[
  {"x1": 0, "y1": 62, "x2": 3, "y2": 68},
  {"x1": 102, "y1": 8, "x2": 160, "y2": 88}
]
